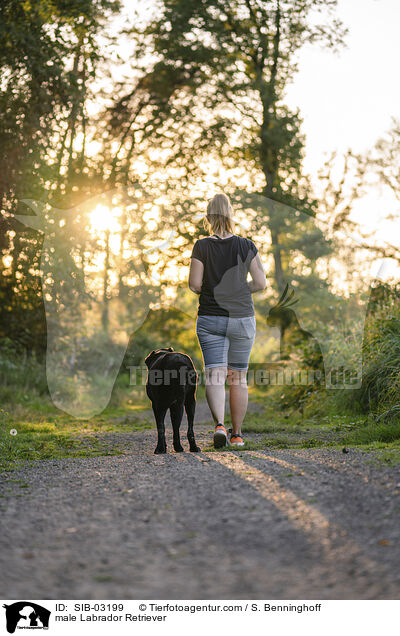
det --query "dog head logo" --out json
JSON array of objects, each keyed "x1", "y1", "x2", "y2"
[{"x1": 3, "y1": 602, "x2": 50, "y2": 633}]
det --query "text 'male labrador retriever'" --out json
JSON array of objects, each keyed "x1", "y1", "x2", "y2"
[{"x1": 145, "y1": 347, "x2": 200, "y2": 454}]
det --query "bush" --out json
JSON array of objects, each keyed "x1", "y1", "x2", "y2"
[
  {"x1": 345, "y1": 282, "x2": 400, "y2": 420},
  {"x1": 0, "y1": 338, "x2": 48, "y2": 398}
]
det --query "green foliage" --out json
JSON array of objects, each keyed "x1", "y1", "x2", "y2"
[
  {"x1": 355, "y1": 282, "x2": 400, "y2": 416},
  {"x1": 121, "y1": 306, "x2": 202, "y2": 376},
  {"x1": 115, "y1": 0, "x2": 346, "y2": 289},
  {"x1": 0, "y1": 339, "x2": 48, "y2": 397},
  {"x1": 0, "y1": 0, "x2": 121, "y2": 355},
  {"x1": 260, "y1": 281, "x2": 400, "y2": 444}
]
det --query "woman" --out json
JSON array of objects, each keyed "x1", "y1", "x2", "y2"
[{"x1": 189, "y1": 193, "x2": 266, "y2": 448}]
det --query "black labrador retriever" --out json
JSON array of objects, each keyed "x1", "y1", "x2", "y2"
[{"x1": 145, "y1": 347, "x2": 200, "y2": 454}]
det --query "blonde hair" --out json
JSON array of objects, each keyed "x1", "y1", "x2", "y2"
[{"x1": 204, "y1": 193, "x2": 235, "y2": 236}]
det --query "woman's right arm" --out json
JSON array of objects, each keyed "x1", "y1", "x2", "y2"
[
  {"x1": 248, "y1": 253, "x2": 266, "y2": 293},
  {"x1": 189, "y1": 257, "x2": 204, "y2": 294}
]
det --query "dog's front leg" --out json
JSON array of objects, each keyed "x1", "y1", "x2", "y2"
[{"x1": 153, "y1": 406, "x2": 168, "y2": 454}]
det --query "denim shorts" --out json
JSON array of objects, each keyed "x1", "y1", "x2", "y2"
[{"x1": 196, "y1": 315, "x2": 256, "y2": 371}]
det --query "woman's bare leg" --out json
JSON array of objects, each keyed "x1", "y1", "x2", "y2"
[
  {"x1": 205, "y1": 366, "x2": 227, "y2": 424},
  {"x1": 227, "y1": 368, "x2": 248, "y2": 435}
]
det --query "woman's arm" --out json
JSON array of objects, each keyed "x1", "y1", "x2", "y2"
[
  {"x1": 189, "y1": 257, "x2": 204, "y2": 294},
  {"x1": 248, "y1": 253, "x2": 266, "y2": 293}
]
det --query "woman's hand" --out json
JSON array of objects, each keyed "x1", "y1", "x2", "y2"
[{"x1": 189, "y1": 258, "x2": 204, "y2": 294}]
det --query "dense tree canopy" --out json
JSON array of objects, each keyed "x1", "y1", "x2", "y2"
[{"x1": 0, "y1": 0, "x2": 397, "y2": 370}]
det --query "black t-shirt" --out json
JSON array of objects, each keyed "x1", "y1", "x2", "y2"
[{"x1": 191, "y1": 234, "x2": 258, "y2": 317}]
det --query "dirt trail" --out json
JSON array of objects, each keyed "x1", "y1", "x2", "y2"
[{"x1": 0, "y1": 401, "x2": 399, "y2": 599}]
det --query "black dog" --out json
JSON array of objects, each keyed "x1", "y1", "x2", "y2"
[{"x1": 145, "y1": 347, "x2": 200, "y2": 454}]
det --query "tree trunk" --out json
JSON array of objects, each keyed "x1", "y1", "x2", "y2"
[
  {"x1": 102, "y1": 230, "x2": 110, "y2": 333},
  {"x1": 258, "y1": 1, "x2": 285, "y2": 291}
]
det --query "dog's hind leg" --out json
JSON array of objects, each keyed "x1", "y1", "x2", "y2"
[
  {"x1": 185, "y1": 387, "x2": 200, "y2": 452},
  {"x1": 170, "y1": 401, "x2": 184, "y2": 452},
  {"x1": 153, "y1": 405, "x2": 168, "y2": 454}
]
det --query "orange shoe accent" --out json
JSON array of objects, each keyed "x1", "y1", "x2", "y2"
[
  {"x1": 213, "y1": 424, "x2": 228, "y2": 449},
  {"x1": 230, "y1": 435, "x2": 244, "y2": 448}
]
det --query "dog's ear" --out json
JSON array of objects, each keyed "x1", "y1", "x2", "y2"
[{"x1": 144, "y1": 350, "x2": 157, "y2": 367}]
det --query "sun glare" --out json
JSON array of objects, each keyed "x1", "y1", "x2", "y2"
[{"x1": 89, "y1": 204, "x2": 121, "y2": 234}]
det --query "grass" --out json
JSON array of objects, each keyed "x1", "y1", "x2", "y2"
[
  {"x1": 0, "y1": 379, "x2": 152, "y2": 472},
  {"x1": 215, "y1": 384, "x2": 400, "y2": 458},
  {"x1": 0, "y1": 420, "x2": 128, "y2": 473}
]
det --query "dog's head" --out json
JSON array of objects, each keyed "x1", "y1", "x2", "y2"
[{"x1": 144, "y1": 347, "x2": 174, "y2": 368}]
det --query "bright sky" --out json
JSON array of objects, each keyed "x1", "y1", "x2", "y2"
[
  {"x1": 112, "y1": 0, "x2": 400, "y2": 256},
  {"x1": 286, "y1": 0, "x2": 400, "y2": 173},
  {"x1": 284, "y1": 0, "x2": 400, "y2": 246}
]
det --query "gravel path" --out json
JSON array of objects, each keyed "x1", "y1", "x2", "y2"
[{"x1": 0, "y1": 400, "x2": 400, "y2": 599}]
